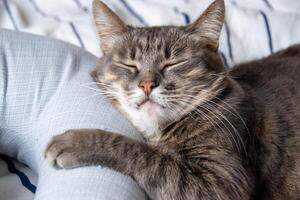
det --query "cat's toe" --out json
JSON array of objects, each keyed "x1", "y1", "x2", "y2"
[
  {"x1": 44, "y1": 143, "x2": 62, "y2": 168},
  {"x1": 55, "y1": 152, "x2": 81, "y2": 169}
]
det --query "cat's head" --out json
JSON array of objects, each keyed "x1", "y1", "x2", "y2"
[{"x1": 91, "y1": 0, "x2": 227, "y2": 140}]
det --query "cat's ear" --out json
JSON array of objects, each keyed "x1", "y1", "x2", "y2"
[
  {"x1": 93, "y1": 0, "x2": 127, "y2": 53},
  {"x1": 186, "y1": 0, "x2": 225, "y2": 51}
]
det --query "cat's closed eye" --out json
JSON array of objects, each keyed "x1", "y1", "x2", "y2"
[
  {"x1": 114, "y1": 62, "x2": 138, "y2": 72},
  {"x1": 163, "y1": 60, "x2": 188, "y2": 71}
]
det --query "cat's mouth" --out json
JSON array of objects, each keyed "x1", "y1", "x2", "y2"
[{"x1": 136, "y1": 98, "x2": 161, "y2": 109}]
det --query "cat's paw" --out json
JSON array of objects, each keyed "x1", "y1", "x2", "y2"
[{"x1": 45, "y1": 130, "x2": 83, "y2": 169}]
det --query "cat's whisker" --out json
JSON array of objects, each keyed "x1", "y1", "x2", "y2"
[
  {"x1": 175, "y1": 102, "x2": 236, "y2": 157},
  {"x1": 184, "y1": 95, "x2": 244, "y2": 153},
  {"x1": 176, "y1": 98, "x2": 240, "y2": 153},
  {"x1": 160, "y1": 86, "x2": 204, "y2": 95},
  {"x1": 96, "y1": 82, "x2": 115, "y2": 87},
  {"x1": 173, "y1": 94, "x2": 247, "y2": 154},
  {"x1": 74, "y1": 93, "x2": 109, "y2": 105},
  {"x1": 213, "y1": 96, "x2": 250, "y2": 136},
  {"x1": 80, "y1": 82, "x2": 116, "y2": 92},
  {"x1": 174, "y1": 99, "x2": 230, "y2": 145},
  {"x1": 205, "y1": 98, "x2": 251, "y2": 151},
  {"x1": 178, "y1": 144, "x2": 215, "y2": 152},
  {"x1": 82, "y1": 88, "x2": 117, "y2": 97},
  {"x1": 80, "y1": 85, "x2": 103, "y2": 92},
  {"x1": 202, "y1": 102, "x2": 246, "y2": 154},
  {"x1": 164, "y1": 102, "x2": 188, "y2": 122},
  {"x1": 79, "y1": 82, "x2": 99, "y2": 86}
]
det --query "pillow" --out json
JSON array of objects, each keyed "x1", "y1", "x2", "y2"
[{"x1": 0, "y1": 29, "x2": 147, "y2": 200}]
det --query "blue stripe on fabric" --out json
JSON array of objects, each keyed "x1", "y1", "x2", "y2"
[
  {"x1": 118, "y1": 0, "x2": 147, "y2": 25},
  {"x1": 73, "y1": 0, "x2": 89, "y2": 13},
  {"x1": 69, "y1": 22, "x2": 85, "y2": 49},
  {"x1": 173, "y1": 7, "x2": 190, "y2": 25},
  {"x1": 224, "y1": 21, "x2": 234, "y2": 61},
  {"x1": 181, "y1": 12, "x2": 190, "y2": 24},
  {"x1": 29, "y1": 0, "x2": 62, "y2": 22},
  {"x1": 28, "y1": 0, "x2": 85, "y2": 49},
  {"x1": 28, "y1": 0, "x2": 46, "y2": 17},
  {"x1": 260, "y1": 11, "x2": 273, "y2": 53},
  {"x1": 220, "y1": 52, "x2": 229, "y2": 69},
  {"x1": 3, "y1": 0, "x2": 18, "y2": 30},
  {"x1": 0, "y1": 155, "x2": 36, "y2": 193},
  {"x1": 262, "y1": 0, "x2": 273, "y2": 9}
]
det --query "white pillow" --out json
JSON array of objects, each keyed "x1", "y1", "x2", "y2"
[{"x1": 0, "y1": 29, "x2": 147, "y2": 200}]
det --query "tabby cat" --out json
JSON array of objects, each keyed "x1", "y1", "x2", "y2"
[{"x1": 45, "y1": 0, "x2": 300, "y2": 199}]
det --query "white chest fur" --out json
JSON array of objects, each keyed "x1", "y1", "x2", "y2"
[{"x1": 121, "y1": 102, "x2": 162, "y2": 141}]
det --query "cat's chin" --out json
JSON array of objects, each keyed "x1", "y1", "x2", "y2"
[
  {"x1": 137, "y1": 102, "x2": 158, "y2": 113},
  {"x1": 137, "y1": 99, "x2": 163, "y2": 112}
]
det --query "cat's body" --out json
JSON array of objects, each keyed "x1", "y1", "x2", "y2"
[
  {"x1": 45, "y1": 0, "x2": 300, "y2": 199},
  {"x1": 229, "y1": 47, "x2": 300, "y2": 199}
]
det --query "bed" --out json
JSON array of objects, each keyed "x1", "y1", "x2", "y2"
[{"x1": 1, "y1": 0, "x2": 300, "y2": 199}]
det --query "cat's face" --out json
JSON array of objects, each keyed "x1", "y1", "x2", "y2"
[{"x1": 92, "y1": 0, "x2": 226, "y2": 140}]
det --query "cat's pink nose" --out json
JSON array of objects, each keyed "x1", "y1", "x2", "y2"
[{"x1": 139, "y1": 80, "x2": 158, "y2": 95}]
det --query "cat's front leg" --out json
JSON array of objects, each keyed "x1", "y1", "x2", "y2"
[
  {"x1": 45, "y1": 129, "x2": 151, "y2": 171},
  {"x1": 44, "y1": 129, "x2": 169, "y2": 174},
  {"x1": 45, "y1": 129, "x2": 184, "y2": 199}
]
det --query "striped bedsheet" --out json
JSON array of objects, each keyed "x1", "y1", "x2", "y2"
[
  {"x1": 1, "y1": 0, "x2": 300, "y2": 199},
  {"x1": 2, "y1": 0, "x2": 300, "y2": 66}
]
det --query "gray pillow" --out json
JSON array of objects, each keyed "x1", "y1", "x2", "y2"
[{"x1": 0, "y1": 29, "x2": 147, "y2": 200}]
